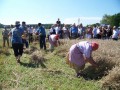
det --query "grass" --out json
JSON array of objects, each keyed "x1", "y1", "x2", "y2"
[{"x1": 0, "y1": 28, "x2": 120, "y2": 90}]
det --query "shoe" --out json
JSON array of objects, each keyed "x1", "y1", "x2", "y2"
[
  {"x1": 76, "y1": 73, "x2": 81, "y2": 78},
  {"x1": 17, "y1": 59, "x2": 20, "y2": 63}
]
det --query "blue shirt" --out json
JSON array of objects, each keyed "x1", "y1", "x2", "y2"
[
  {"x1": 36, "y1": 26, "x2": 46, "y2": 36},
  {"x1": 10, "y1": 27, "x2": 24, "y2": 44},
  {"x1": 70, "y1": 26, "x2": 78, "y2": 34}
]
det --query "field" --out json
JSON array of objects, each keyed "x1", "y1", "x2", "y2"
[{"x1": 0, "y1": 28, "x2": 120, "y2": 90}]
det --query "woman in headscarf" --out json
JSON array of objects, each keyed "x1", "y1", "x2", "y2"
[{"x1": 66, "y1": 41, "x2": 99, "y2": 77}]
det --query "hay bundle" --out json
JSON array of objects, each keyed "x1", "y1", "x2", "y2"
[
  {"x1": 30, "y1": 50, "x2": 46, "y2": 67},
  {"x1": 24, "y1": 46, "x2": 38, "y2": 54},
  {"x1": 0, "y1": 48, "x2": 10, "y2": 55},
  {"x1": 53, "y1": 44, "x2": 69, "y2": 57},
  {"x1": 82, "y1": 57, "x2": 116, "y2": 80},
  {"x1": 101, "y1": 65, "x2": 120, "y2": 90}
]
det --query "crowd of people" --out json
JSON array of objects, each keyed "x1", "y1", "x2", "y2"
[
  {"x1": 2, "y1": 18, "x2": 120, "y2": 48},
  {"x1": 1, "y1": 18, "x2": 120, "y2": 77}
]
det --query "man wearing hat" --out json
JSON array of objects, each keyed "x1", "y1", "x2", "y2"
[
  {"x1": 9, "y1": 21, "x2": 24, "y2": 63},
  {"x1": 66, "y1": 41, "x2": 99, "y2": 77}
]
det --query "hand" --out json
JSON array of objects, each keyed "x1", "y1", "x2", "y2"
[{"x1": 40, "y1": 33, "x2": 42, "y2": 36}]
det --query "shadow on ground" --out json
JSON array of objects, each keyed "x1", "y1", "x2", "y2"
[
  {"x1": 81, "y1": 57, "x2": 115, "y2": 80},
  {"x1": 19, "y1": 61, "x2": 46, "y2": 68}
]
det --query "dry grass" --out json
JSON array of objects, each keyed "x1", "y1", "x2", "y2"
[
  {"x1": 24, "y1": 45, "x2": 38, "y2": 54},
  {"x1": 101, "y1": 65, "x2": 120, "y2": 90},
  {"x1": 54, "y1": 39, "x2": 120, "y2": 89},
  {"x1": 30, "y1": 50, "x2": 46, "y2": 68},
  {"x1": 0, "y1": 48, "x2": 10, "y2": 56}
]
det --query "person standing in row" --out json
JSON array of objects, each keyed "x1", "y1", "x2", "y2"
[{"x1": 2, "y1": 26, "x2": 9, "y2": 47}]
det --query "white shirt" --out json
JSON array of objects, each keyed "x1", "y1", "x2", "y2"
[
  {"x1": 97, "y1": 28, "x2": 100, "y2": 34},
  {"x1": 63, "y1": 27, "x2": 67, "y2": 31},
  {"x1": 28, "y1": 28, "x2": 33, "y2": 34},
  {"x1": 112, "y1": 29, "x2": 119, "y2": 38},
  {"x1": 49, "y1": 35, "x2": 57, "y2": 42},
  {"x1": 77, "y1": 41, "x2": 92, "y2": 58},
  {"x1": 55, "y1": 27, "x2": 60, "y2": 34}
]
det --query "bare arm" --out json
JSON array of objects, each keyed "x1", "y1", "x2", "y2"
[{"x1": 84, "y1": 56, "x2": 98, "y2": 68}]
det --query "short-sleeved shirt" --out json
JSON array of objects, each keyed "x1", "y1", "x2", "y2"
[
  {"x1": 36, "y1": 26, "x2": 46, "y2": 36},
  {"x1": 112, "y1": 29, "x2": 119, "y2": 39},
  {"x1": 49, "y1": 35, "x2": 57, "y2": 42},
  {"x1": 10, "y1": 27, "x2": 24, "y2": 44},
  {"x1": 70, "y1": 26, "x2": 78, "y2": 34},
  {"x1": 77, "y1": 41, "x2": 92, "y2": 58},
  {"x1": 2, "y1": 29, "x2": 9, "y2": 38},
  {"x1": 69, "y1": 41, "x2": 92, "y2": 66}
]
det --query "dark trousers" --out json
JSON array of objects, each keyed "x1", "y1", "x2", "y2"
[
  {"x1": 22, "y1": 39, "x2": 29, "y2": 48},
  {"x1": 39, "y1": 36, "x2": 46, "y2": 50},
  {"x1": 28, "y1": 33, "x2": 33, "y2": 43},
  {"x1": 3, "y1": 37, "x2": 9, "y2": 47},
  {"x1": 71, "y1": 33, "x2": 78, "y2": 39},
  {"x1": 12, "y1": 43, "x2": 23, "y2": 57},
  {"x1": 112, "y1": 38, "x2": 118, "y2": 41}
]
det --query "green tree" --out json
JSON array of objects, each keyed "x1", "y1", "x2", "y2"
[
  {"x1": 101, "y1": 13, "x2": 120, "y2": 27},
  {"x1": 0, "y1": 23, "x2": 4, "y2": 28}
]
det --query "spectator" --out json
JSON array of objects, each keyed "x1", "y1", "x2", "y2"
[
  {"x1": 49, "y1": 25, "x2": 56, "y2": 35},
  {"x1": 47, "y1": 25, "x2": 56, "y2": 40},
  {"x1": 112, "y1": 26, "x2": 119, "y2": 41},
  {"x1": 2, "y1": 26, "x2": 9, "y2": 47},
  {"x1": 9, "y1": 24, "x2": 14, "y2": 48},
  {"x1": 58, "y1": 26, "x2": 63, "y2": 39},
  {"x1": 78, "y1": 23, "x2": 85, "y2": 39},
  {"x1": 86, "y1": 26, "x2": 93, "y2": 39},
  {"x1": 101, "y1": 26, "x2": 107, "y2": 40},
  {"x1": 66, "y1": 41, "x2": 99, "y2": 77},
  {"x1": 33, "y1": 26, "x2": 38, "y2": 42},
  {"x1": 55, "y1": 24, "x2": 60, "y2": 35},
  {"x1": 62, "y1": 24, "x2": 70, "y2": 39},
  {"x1": 56, "y1": 18, "x2": 61, "y2": 26},
  {"x1": 70, "y1": 23, "x2": 78, "y2": 39},
  {"x1": 106, "y1": 25, "x2": 112, "y2": 39},
  {"x1": 92, "y1": 25, "x2": 97, "y2": 39},
  {"x1": 36, "y1": 23, "x2": 46, "y2": 50},
  {"x1": 96, "y1": 27, "x2": 101, "y2": 39},
  {"x1": 28, "y1": 26, "x2": 33, "y2": 43}
]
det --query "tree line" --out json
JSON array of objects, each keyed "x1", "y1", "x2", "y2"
[{"x1": 100, "y1": 12, "x2": 120, "y2": 27}]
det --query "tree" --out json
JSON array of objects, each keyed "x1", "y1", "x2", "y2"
[
  {"x1": 100, "y1": 13, "x2": 120, "y2": 27},
  {"x1": 0, "y1": 23, "x2": 4, "y2": 28}
]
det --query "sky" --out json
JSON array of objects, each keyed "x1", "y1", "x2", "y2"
[{"x1": 0, "y1": 0, "x2": 120, "y2": 26}]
